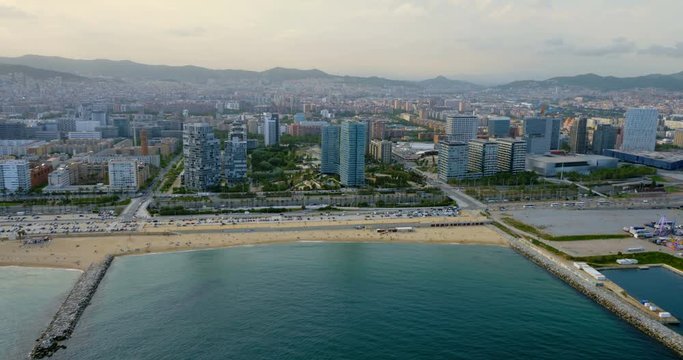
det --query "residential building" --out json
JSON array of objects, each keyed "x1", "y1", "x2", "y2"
[
  {"x1": 320, "y1": 125, "x2": 341, "y2": 175},
  {"x1": 0, "y1": 159, "x2": 31, "y2": 193},
  {"x1": 339, "y1": 121, "x2": 366, "y2": 187},
  {"x1": 108, "y1": 159, "x2": 138, "y2": 191},
  {"x1": 183, "y1": 123, "x2": 221, "y2": 191},
  {"x1": 437, "y1": 140, "x2": 468, "y2": 182},
  {"x1": 495, "y1": 138, "x2": 527, "y2": 173},
  {"x1": 48, "y1": 167, "x2": 71, "y2": 188},
  {"x1": 468, "y1": 139, "x2": 499, "y2": 177},
  {"x1": 569, "y1": 117, "x2": 588, "y2": 154},
  {"x1": 263, "y1": 113, "x2": 280, "y2": 146},
  {"x1": 370, "y1": 139, "x2": 392, "y2": 164},
  {"x1": 621, "y1": 108, "x2": 658, "y2": 152},
  {"x1": 446, "y1": 115, "x2": 478, "y2": 142},
  {"x1": 487, "y1": 117, "x2": 511, "y2": 138},
  {"x1": 592, "y1": 124, "x2": 617, "y2": 155},
  {"x1": 224, "y1": 120, "x2": 248, "y2": 184}
]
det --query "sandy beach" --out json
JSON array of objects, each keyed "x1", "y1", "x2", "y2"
[{"x1": 0, "y1": 214, "x2": 507, "y2": 270}]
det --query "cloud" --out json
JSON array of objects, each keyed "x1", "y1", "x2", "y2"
[
  {"x1": 0, "y1": 5, "x2": 31, "y2": 19},
  {"x1": 541, "y1": 37, "x2": 637, "y2": 57},
  {"x1": 167, "y1": 26, "x2": 206, "y2": 37},
  {"x1": 393, "y1": 2, "x2": 428, "y2": 17},
  {"x1": 639, "y1": 42, "x2": 683, "y2": 58},
  {"x1": 574, "y1": 37, "x2": 636, "y2": 56}
]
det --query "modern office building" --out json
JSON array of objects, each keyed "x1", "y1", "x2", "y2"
[
  {"x1": 263, "y1": 113, "x2": 280, "y2": 146},
  {"x1": 523, "y1": 117, "x2": 559, "y2": 154},
  {"x1": 621, "y1": 108, "x2": 658, "y2": 152},
  {"x1": 320, "y1": 125, "x2": 341, "y2": 175},
  {"x1": 0, "y1": 159, "x2": 31, "y2": 193},
  {"x1": 487, "y1": 116, "x2": 511, "y2": 138},
  {"x1": 495, "y1": 138, "x2": 527, "y2": 173},
  {"x1": 223, "y1": 120, "x2": 248, "y2": 184},
  {"x1": 467, "y1": 139, "x2": 499, "y2": 177},
  {"x1": 339, "y1": 121, "x2": 366, "y2": 187},
  {"x1": 592, "y1": 124, "x2": 617, "y2": 155},
  {"x1": 183, "y1": 123, "x2": 221, "y2": 191},
  {"x1": 437, "y1": 140, "x2": 468, "y2": 182},
  {"x1": 446, "y1": 115, "x2": 478, "y2": 142},
  {"x1": 108, "y1": 159, "x2": 138, "y2": 191},
  {"x1": 369, "y1": 139, "x2": 392, "y2": 164},
  {"x1": 569, "y1": 117, "x2": 588, "y2": 154}
]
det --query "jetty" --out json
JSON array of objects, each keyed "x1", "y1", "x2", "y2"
[
  {"x1": 508, "y1": 237, "x2": 683, "y2": 357},
  {"x1": 30, "y1": 255, "x2": 114, "y2": 359}
]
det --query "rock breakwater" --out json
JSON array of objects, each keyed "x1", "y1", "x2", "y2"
[{"x1": 30, "y1": 255, "x2": 113, "y2": 359}]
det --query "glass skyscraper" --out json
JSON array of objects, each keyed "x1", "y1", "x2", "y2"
[
  {"x1": 183, "y1": 123, "x2": 221, "y2": 191},
  {"x1": 339, "y1": 121, "x2": 366, "y2": 187},
  {"x1": 320, "y1": 125, "x2": 341, "y2": 175},
  {"x1": 621, "y1": 108, "x2": 658, "y2": 152}
]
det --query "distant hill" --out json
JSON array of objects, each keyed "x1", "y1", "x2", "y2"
[
  {"x1": 0, "y1": 63, "x2": 86, "y2": 81},
  {"x1": 500, "y1": 72, "x2": 683, "y2": 91},
  {"x1": 0, "y1": 55, "x2": 471, "y2": 90},
  {"x1": 418, "y1": 76, "x2": 483, "y2": 91}
]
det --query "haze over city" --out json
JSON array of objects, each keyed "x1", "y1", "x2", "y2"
[
  {"x1": 2, "y1": 0, "x2": 683, "y2": 82},
  {"x1": 4, "y1": 1, "x2": 683, "y2": 359}
]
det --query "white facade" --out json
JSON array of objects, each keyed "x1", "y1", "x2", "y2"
[
  {"x1": 48, "y1": 167, "x2": 71, "y2": 188},
  {"x1": 108, "y1": 159, "x2": 138, "y2": 190},
  {"x1": 0, "y1": 159, "x2": 31, "y2": 193},
  {"x1": 446, "y1": 115, "x2": 478, "y2": 142},
  {"x1": 622, "y1": 108, "x2": 658, "y2": 152}
]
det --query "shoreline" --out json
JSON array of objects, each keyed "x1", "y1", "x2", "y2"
[{"x1": 0, "y1": 215, "x2": 506, "y2": 270}]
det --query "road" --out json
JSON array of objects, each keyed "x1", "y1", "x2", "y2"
[
  {"x1": 403, "y1": 162, "x2": 486, "y2": 209},
  {"x1": 119, "y1": 154, "x2": 181, "y2": 221}
]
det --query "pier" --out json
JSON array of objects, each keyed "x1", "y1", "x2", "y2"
[
  {"x1": 508, "y1": 237, "x2": 683, "y2": 357},
  {"x1": 30, "y1": 255, "x2": 113, "y2": 359}
]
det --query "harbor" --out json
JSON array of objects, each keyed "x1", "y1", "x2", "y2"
[{"x1": 506, "y1": 235, "x2": 683, "y2": 356}]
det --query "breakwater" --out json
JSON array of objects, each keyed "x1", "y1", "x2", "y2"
[
  {"x1": 29, "y1": 255, "x2": 113, "y2": 359},
  {"x1": 508, "y1": 237, "x2": 683, "y2": 357}
]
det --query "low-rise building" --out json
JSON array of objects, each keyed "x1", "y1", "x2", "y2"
[
  {"x1": 526, "y1": 154, "x2": 618, "y2": 177},
  {"x1": 603, "y1": 149, "x2": 683, "y2": 170}
]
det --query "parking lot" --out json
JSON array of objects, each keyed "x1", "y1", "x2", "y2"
[{"x1": 505, "y1": 208, "x2": 683, "y2": 236}]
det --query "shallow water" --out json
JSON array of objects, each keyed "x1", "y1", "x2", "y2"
[{"x1": 0, "y1": 267, "x2": 80, "y2": 359}]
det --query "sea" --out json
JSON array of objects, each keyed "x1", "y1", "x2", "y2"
[
  {"x1": 15, "y1": 243, "x2": 682, "y2": 359},
  {"x1": 0, "y1": 267, "x2": 80, "y2": 359},
  {"x1": 603, "y1": 266, "x2": 683, "y2": 335}
]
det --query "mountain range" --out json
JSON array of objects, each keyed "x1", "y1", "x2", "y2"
[{"x1": 1, "y1": 54, "x2": 683, "y2": 92}]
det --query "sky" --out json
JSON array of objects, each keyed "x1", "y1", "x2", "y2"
[{"x1": 1, "y1": 0, "x2": 683, "y2": 83}]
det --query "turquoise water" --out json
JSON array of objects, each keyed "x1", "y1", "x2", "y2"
[
  {"x1": 0, "y1": 267, "x2": 80, "y2": 359},
  {"x1": 603, "y1": 266, "x2": 683, "y2": 334},
  {"x1": 54, "y1": 244, "x2": 678, "y2": 359}
]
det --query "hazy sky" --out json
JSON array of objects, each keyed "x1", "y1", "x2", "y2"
[{"x1": 1, "y1": 0, "x2": 683, "y2": 82}]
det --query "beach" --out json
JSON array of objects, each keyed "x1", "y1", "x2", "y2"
[{"x1": 0, "y1": 213, "x2": 507, "y2": 270}]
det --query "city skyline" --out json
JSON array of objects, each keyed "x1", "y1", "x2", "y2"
[{"x1": 1, "y1": 1, "x2": 683, "y2": 83}]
